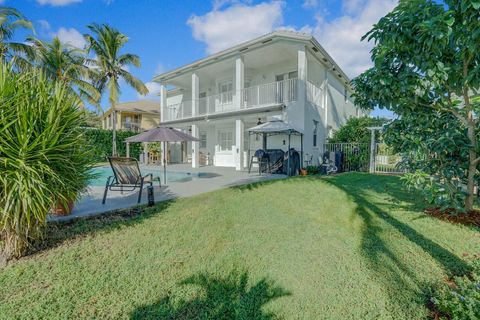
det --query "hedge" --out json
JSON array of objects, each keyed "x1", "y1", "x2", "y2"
[{"x1": 82, "y1": 129, "x2": 143, "y2": 163}]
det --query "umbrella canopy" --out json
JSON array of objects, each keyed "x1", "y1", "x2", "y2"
[
  {"x1": 125, "y1": 126, "x2": 199, "y2": 143},
  {"x1": 247, "y1": 120, "x2": 303, "y2": 134},
  {"x1": 125, "y1": 127, "x2": 199, "y2": 185}
]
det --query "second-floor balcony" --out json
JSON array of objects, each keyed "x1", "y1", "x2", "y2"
[{"x1": 163, "y1": 78, "x2": 298, "y2": 122}]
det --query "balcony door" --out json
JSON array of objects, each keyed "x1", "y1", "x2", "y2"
[
  {"x1": 217, "y1": 80, "x2": 233, "y2": 112},
  {"x1": 275, "y1": 71, "x2": 297, "y2": 103}
]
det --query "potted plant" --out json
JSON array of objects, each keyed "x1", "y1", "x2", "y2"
[{"x1": 300, "y1": 168, "x2": 308, "y2": 176}]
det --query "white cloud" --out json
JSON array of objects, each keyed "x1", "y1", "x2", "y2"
[
  {"x1": 155, "y1": 63, "x2": 166, "y2": 75},
  {"x1": 187, "y1": 1, "x2": 284, "y2": 54},
  {"x1": 55, "y1": 27, "x2": 87, "y2": 49},
  {"x1": 37, "y1": 0, "x2": 82, "y2": 6},
  {"x1": 312, "y1": 0, "x2": 397, "y2": 78},
  {"x1": 302, "y1": 0, "x2": 318, "y2": 9},
  {"x1": 138, "y1": 82, "x2": 161, "y2": 99}
]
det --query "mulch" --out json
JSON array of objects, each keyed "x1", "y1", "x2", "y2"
[{"x1": 424, "y1": 207, "x2": 480, "y2": 228}]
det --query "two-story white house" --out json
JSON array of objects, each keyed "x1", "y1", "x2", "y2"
[{"x1": 154, "y1": 30, "x2": 362, "y2": 170}]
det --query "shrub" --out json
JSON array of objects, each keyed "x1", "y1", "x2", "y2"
[
  {"x1": 306, "y1": 165, "x2": 320, "y2": 175},
  {"x1": 0, "y1": 63, "x2": 95, "y2": 260},
  {"x1": 328, "y1": 116, "x2": 387, "y2": 144},
  {"x1": 82, "y1": 129, "x2": 143, "y2": 162},
  {"x1": 431, "y1": 259, "x2": 480, "y2": 320}
]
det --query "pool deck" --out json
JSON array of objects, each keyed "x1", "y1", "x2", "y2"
[{"x1": 49, "y1": 164, "x2": 286, "y2": 222}]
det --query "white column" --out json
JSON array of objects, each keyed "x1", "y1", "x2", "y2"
[
  {"x1": 192, "y1": 73, "x2": 199, "y2": 116},
  {"x1": 143, "y1": 142, "x2": 149, "y2": 164},
  {"x1": 323, "y1": 69, "x2": 329, "y2": 130},
  {"x1": 191, "y1": 124, "x2": 199, "y2": 168},
  {"x1": 235, "y1": 119, "x2": 244, "y2": 171},
  {"x1": 369, "y1": 129, "x2": 375, "y2": 173},
  {"x1": 298, "y1": 45, "x2": 307, "y2": 104},
  {"x1": 160, "y1": 84, "x2": 167, "y2": 123},
  {"x1": 126, "y1": 142, "x2": 130, "y2": 158},
  {"x1": 160, "y1": 141, "x2": 166, "y2": 166},
  {"x1": 235, "y1": 55, "x2": 244, "y2": 109}
]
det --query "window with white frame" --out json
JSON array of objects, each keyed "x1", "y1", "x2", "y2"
[
  {"x1": 344, "y1": 86, "x2": 348, "y2": 102},
  {"x1": 313, "y1": 120, "x2": 319, "y2": 147},
  {"x1": 218, "y1": 80, "x2": 233, "y2": 104},
  {"x1": 217, "y1": 130, "x2": 233, "y2": 151},
  {"x1": 108, "y1": 114, "x2": 112, "y2": 128},
  {"x1": 200, "y1": 131, "x2": 207, "y2": 148}
]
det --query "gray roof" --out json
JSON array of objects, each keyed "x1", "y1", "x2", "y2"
[
  {"x1": 153, "y1": 30, "x2": 351, "y2": 85},
  {"x1": 248, "y1": 120, "x2": 303, "y2": 134},
  {"x1": 107, "y1": 100, "x2": 160, "y2": 114}
]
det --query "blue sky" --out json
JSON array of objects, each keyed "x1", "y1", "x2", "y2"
[{"x1": 7, "y1": 0, "x2": 396, "y2": 118}]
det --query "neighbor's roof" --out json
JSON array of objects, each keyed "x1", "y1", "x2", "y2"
[
  {"x1": 153, "y1": 30, "x2": 351, "y2": 85},
  {"x1": 105, "y1": 100, "x2": 160, "y2": 114}
]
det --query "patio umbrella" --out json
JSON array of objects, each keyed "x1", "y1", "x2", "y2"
[{"x1": 125, "y1": 127, "x2": 199, "y2": 184}]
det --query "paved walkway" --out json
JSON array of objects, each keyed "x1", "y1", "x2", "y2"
[{"x1": 50, "y1": 164, "x2": 285, "y2": 222}]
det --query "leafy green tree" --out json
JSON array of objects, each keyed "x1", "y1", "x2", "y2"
[
  {"x1": 0, "y1": 7, "x2": 34, "y2": 67},
  {"x1": 0, "y1": 63, "x2": 95, "y2": 260},
  {"x1": 329, "y1": 116, "x2": 387, "y2": 144},
  {"x1": 28, "y1": 37, "x2": 100, "y2": 105},
  {"x1": 353, "y1": 0, "x2": 480, "y2": 211},
  {"x1": 84, "y1": 24, "x2": 148, "y2": 156}
]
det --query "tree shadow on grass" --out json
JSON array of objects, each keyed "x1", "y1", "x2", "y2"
[
  {"x1": 26, "y1": 200, "x2": 174, "y2": 258},
  {"x1": 323, "y1": 173, "x2": 471, "y2": 314},
  {"x1": 130, "y1": 270, "x2": 291, "y2": 320}
]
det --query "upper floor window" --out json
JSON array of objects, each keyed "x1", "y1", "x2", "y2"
[
  {"x1": 218, "y1": 80, "x2": 233, "y2": 104},
  {"x1": 344, "y1": 86, "x2": 348, "y2": 102},
  {"x1": 200, "y1": 131, "x2": 207, "y2": 149}
]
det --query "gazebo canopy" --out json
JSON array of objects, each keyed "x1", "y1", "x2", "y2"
[{"x1": 247, "y1": 120, "x2": 303, "y2": 135}]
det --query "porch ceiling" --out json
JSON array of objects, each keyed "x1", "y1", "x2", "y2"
[{"x1": 164, "y1": 41, "x2": 298, "y2": 90}]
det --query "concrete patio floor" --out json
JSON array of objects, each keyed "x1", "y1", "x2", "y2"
[{"x1": 50, "y1": 164, "x2": 286, "y2": 222}]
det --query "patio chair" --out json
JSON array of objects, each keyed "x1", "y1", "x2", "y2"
[
  {"x1": 248, "y1": 149, "x2": 270, "y2": 174},
  {"x1": 102, "y1": 157, "x2": 161, "y2": 204}
]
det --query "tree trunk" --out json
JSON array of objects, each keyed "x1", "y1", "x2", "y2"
[
  {"x1": 112, "y1": 105, "x2": 117, "y2": 156},
  {"x1": 465, "y1": 122, "x2": 477, "y2": 211}
]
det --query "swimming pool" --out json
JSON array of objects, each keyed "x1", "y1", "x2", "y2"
[{"x1": 89, "y1": 166, "x2": 199, "y2": 186}]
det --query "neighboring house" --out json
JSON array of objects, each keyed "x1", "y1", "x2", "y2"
[
  {"x1": 154, "y1": 30, "x2": 365, "y2": 170},
  {"x1": 101, "y1": 100, "x2": 160, "y2": 132}
]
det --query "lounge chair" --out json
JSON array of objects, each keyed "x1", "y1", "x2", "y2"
[{"x1": 102, "y1": 157, "x2": 161, "y2": 204}]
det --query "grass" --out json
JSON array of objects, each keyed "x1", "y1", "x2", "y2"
[{"x1": 0, "y1": 173, "x2": 478, "y2": 319}]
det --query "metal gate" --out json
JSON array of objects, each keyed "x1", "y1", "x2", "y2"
[
  {"x1": 373, "y1": 143, "x2": 404, "y2": 174},
  {"x1": 324, "y1": 143, "x2": 370, "y2": 172}
]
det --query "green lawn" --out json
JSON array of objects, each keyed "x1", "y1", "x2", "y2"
[{"x1": 0, "y1": 173, "x2": 478, "y2": 319}]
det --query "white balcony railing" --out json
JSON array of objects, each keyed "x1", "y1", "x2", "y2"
[
  {"x1": 307, "y1": 81, "x2": 324, "y2": 109},
  {"x1": 242, "y1": 78, "x2": 297, "y2": 108},
  {"x1": 163, "y1": 78, "x2": 298, "y2": 122}
]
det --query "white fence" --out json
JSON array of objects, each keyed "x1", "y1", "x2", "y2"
[{"x1": 324, "y1": 142, "x2": 405, "y2": 174}]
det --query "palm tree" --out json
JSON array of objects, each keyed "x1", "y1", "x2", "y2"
[
  {"x1": 28, "y1": 37, "x2": 100, "y2": 106},
  {"x1": 84, "y1": 23, "x2": 148, "y2": 155},
  {"x1": 0, "y1": 7, "x2": 34, "y2": 67}
]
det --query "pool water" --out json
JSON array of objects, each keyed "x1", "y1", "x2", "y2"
[{"x1": 89, "y1": 166, "x2": 198, "y2": 186}]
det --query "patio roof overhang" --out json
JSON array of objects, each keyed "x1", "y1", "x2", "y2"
[{"x1": 160, "y1": 103, "x2": 284, "y2": 126}]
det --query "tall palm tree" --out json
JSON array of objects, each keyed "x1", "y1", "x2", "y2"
[
  {"x1": 28, "y1": 37, "x2": 100, "y2": 106},
  {"x1": 84, "y1": 23, "x2": 148, "y2": 155},
  {"x1": 0, "y1": 7, "x2": 34, "y2": 67}
]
